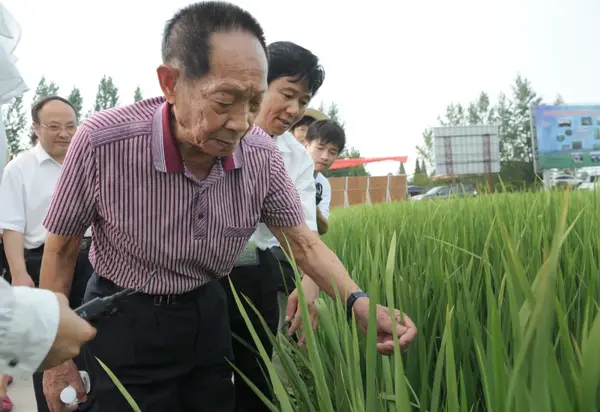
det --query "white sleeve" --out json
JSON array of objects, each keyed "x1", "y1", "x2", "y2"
[
  {"x1": 0, "y1": 161, "x2": 26, "y2": 233},
  {"x1": 318, "y1": 176, "x2": 331, "y2": 221},
  {"x1": 295, "y1": 153, "x2": 317, "y2": 232},
  {"x1": 0, "y1": 277, "x2": 60, "y2": 377},
  {"x1": 0, "y1": 116, "x2": 7, "y2": 185}
]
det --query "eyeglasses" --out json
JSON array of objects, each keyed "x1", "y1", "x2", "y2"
[{"x1": 40, "y1": 123, "x2": 77, "y2": 135}]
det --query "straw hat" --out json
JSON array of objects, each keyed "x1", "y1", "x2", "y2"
[{"x1": 302, "y1": 108, "x2": 328, "y2": 122}]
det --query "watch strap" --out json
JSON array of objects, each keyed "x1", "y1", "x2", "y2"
[{"x1": 346, "y1": 291, "x2": 369, "y2": 321}]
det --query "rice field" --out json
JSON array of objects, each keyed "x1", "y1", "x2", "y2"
[{"x1": 236, "y1": 189, "x2": 600, "y2": 412}]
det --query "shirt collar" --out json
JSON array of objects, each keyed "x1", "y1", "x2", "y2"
[
  {"x1": 273, "y1": 132, "x2": 293, "y2": 153},
  {"x1": 33, "y1": 144, "x2": 54, "y2": 165},
  {"x1": 151, "y1": 100, "x2": 243, "y2": 173}
]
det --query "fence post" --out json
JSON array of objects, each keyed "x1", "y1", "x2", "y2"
[
  {"x1": 366, "y1": 176, "x2": 371, "y2": 205},
  {"x1": 344, "y1": 176, "x2": 349, "y2": 208},
  {"x1": 386, "y1": 175, "x2": 391, "y2": 203}
]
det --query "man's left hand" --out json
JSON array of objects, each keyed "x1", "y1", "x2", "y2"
[
  {"x1": 352, "y1": 297, "x2": 417, "y2": 355},
  {"x1": 286, "y1": 277, "x2": 320, "y2": 346}
]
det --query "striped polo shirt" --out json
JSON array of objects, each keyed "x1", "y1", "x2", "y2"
[{"x1": 43, "y1": 97, "x2": 305, "y2": 295}]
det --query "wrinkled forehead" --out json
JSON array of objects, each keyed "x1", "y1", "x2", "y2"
[{"x1": 200, "y1": 31, "x2": 268, "y2": 96}]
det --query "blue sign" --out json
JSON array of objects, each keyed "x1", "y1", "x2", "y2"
[{"x1": 534, "y1": 105, "x2": 600, "y2": 169}]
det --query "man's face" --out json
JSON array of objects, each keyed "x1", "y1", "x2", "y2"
[
  {"x1": 159, "y1": 31, "x2": 268, "y2": 157},
  {"x1": 292, "y1": 124, "x2": 309, "y2": 144},
  {"x1": 33, "y1": 100, "x2": 77, "y2": 159},
  {"x1": 255, "y1": 77, "x2": 311, "y2": 136},
  {"x1": 304, "y1": 139, "x2": 340, "y2": 174}
]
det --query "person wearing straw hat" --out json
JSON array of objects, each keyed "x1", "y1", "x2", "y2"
[{"x1": 290, "y1": 107, "x2": 327, "y2": 144}]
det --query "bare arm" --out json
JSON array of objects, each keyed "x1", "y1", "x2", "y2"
[
  {"x1": 316, "y1": 208, "x2": 328, "y2": 235},
  {"x1": 269, "y1": 223, "x2": 360, "y2": 302},
  {"x1": 38, "y1": 234, "x2": 81, "y2": 296},
  {"x1": 3, "y1": 230, "x2": 27, "y2": 277}
]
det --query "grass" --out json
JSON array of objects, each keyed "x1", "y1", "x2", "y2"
[
  {"x1": 257, "y1": 189, "x2": 600, "y2": 411},
  {"x1": 103, "y1": 189, "x2": 600, "y2": 411}
]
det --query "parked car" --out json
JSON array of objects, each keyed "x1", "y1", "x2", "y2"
[
  {"x1": 407, "y1": 185, "x2": 426, "y2": 198},
  {"x1": 578, "y1": 175, "x2": 600, "y2": 191},
  {"x1": 412, "y1": 184, "x2": 477, "y2": 200},
  {"x1": 551, "y1": 175, "x2": 582, "y2": 188}
]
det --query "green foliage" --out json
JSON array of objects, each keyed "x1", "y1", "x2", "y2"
[
  {"x1": 398, "y1": 162, "x2": 406, "y2": 175},
  {"x1": 67, "y1": 87, "x2": 84, "y2": 121},
  {"x1": 133, "y1": 86, "x2": 143, "y2": 102},
  {"x1": 94, "y1": 75, "x2": 120, "y2": 112},
  {"x1": 33, "y1": 76, "x2": 60, "y2": 102},
  {"x1": 3, "y1": 96, "x2": 27, "y2": 159},
  {"x1": 258, "y1": 190, "x2": 600, "y2": 411}
]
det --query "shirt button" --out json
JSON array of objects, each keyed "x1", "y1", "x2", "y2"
[{"x1": 8, "y1": 358, "x2": 18, "y2": 367}]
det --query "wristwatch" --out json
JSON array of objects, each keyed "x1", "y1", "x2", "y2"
[{"x1": 346, "y1": 291, "x2": 369, "y2": 321}]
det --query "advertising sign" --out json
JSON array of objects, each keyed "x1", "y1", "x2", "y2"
[
  {"x1": 534, "y1": 105, "x2": 600, "y2": 169},
  {"x1": 433, "y1": 125, "x2": 500, "y2": 176}
]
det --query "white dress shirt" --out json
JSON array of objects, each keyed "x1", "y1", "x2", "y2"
[
  {"x1": 0, "y1": 276, "x2": 59, "y2": 377},
  {"x1": 0, "y1": 144, "x2": 92, "y2": 249},
  {"x1": 315, "y1": 172, "x2": 331, "y2": 221},
  {"x1": 251, "y1": 131, "x2": 317, "y2": 250}
]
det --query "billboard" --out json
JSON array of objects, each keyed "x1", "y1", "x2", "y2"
[
  {"x1": 433, "y1": 125, "x2": 500, "y2": 176},
  {"x1": 533, "y1": 105, "x2": 600, "y2": 169}
]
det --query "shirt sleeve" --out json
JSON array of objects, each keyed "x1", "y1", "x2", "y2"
[
  {"x1": 43, "y1": 123, "x2": 97, "y2": 237},
  {"x1": 318, "y1": 177, "x2": 331, "y2": 221},
  {"x1": 260, "y1": 147, "x2": 306, "y2": 228},
  {"x1": 0, "y1": 162, "x2": 26, "y2": 233},
  {"x1": 295, "y1": 153, "x2": 317, "y2": 232},
  {"x1": 0, "y1": 277, "x2": 59, "y2": 377}
]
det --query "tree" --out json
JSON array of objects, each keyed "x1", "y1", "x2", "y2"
[
  {"x1": 3, "y1": 96, "x2": 27, "y2": 159},
  {"x1": 414, "y1": 158, "x2": 421, "y2": 175},
  {"x1": 398, "y1": 162, "x2": 406, "y2": 175},
  {"x1": 94, "y1": 75, "x2": 120, "y2": 112},
  {"x1": 439, "y1": 102, "x2": 466, "y2": 126},
  {"x1": 32, "y1": 76, "x2": 60, "y2": 102},
  {"x1": 421, "y1": 159, "x2": 428, "y2": 176},
  {"x1": 134, "y1": 86, "x2": 143, "y2": 102},
  {"x1": 318, "y1": 101, "x2": 345, "y2": 128},
  {"x1": 416, "y1": 128, "x2": 434, "y2": 173},
  {"x1": 67, "y1": 87, "x2": 84, "y2": 121},
  {"x1": 553, "y1": 94, "x2": 565, "y2": 105}
]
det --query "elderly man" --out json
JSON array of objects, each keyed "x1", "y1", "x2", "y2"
[
  {"x1": 39, "y1": 2, "x2": 417, "y2": 411},
  {"x1": 219, "y1": 40, "x2": 325, "y2": 411}
]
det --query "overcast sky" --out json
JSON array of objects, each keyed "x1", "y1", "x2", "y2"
[{"x1": 6, "y1": 0, "x2": 600, "y2": 176}]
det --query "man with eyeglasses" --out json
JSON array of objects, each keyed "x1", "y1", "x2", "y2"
[{"x1": 0, "y1": 96, "x2": 95, "y2": 412}]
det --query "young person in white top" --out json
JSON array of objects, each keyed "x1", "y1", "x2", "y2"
[
  {"x1": 0, "y1": 96, "x2": 95, "y2": 412},
  {"x1": 219, "y1": 40, "x2": 325, "y2": 411},
  {"x1": 303, "y1": 120, "x2": 346, "y2": 235}
]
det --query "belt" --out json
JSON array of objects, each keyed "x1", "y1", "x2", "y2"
[
  {"x1": 95, "y1": 273, "x2": 205, "y2": 307},
  {"x1": 24, "y1": 237, "x2": 92, "y2": 258}
]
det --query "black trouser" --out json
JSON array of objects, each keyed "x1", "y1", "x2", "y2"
[
  {"x1": 83, "y1": 272, "x2": 234, "y2": 411},
  {"x1": 20, "y1": 241, "x2": 94, "y2": 412},
  {"x1": 220, "y1": 249, "x2": 283, "y2": 412}
]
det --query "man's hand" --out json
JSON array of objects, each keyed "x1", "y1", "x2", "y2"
[
  {"x1": 353, "y1": 298, "x2": 417, "y2": 355},
  {"x1": 43, "y1": 360, "x2": 87, "y2": 412},
  {"x1": 286, "y1": 277, "x2": 320, "y2": 346},
  {"x1": 11, "y1": 270, "x2": 34, "y2": 287},
  {"x1": 39, "y1": 293, "x2": 96, "y2": 371}
]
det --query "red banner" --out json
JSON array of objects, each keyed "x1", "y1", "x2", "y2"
[{"x1": 329, "y1": 156, "x2": 408, "y2": 170}]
